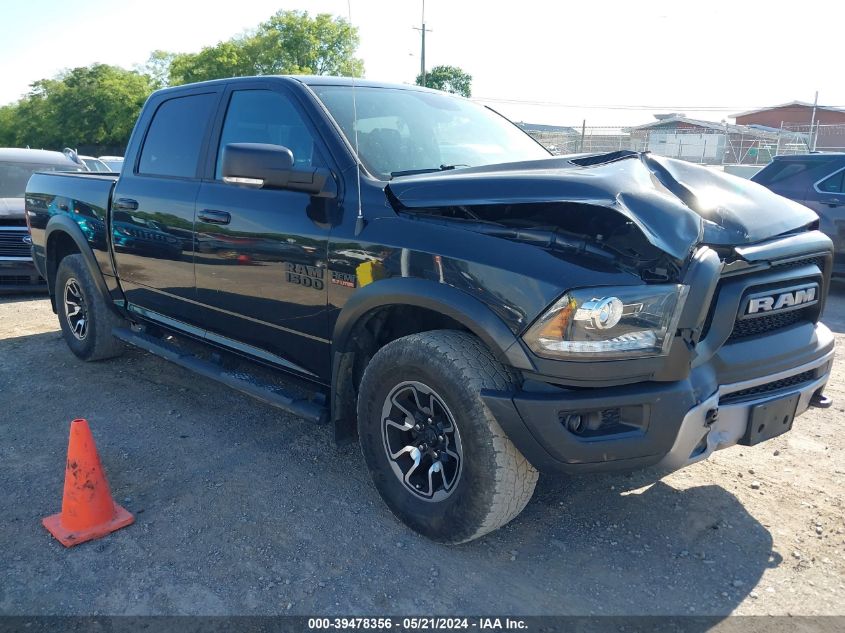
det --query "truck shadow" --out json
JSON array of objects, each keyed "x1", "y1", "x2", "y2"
[
  {"x1": 495, "y1": 473, "x2": 780, "y2": 615},
  {"x1": 0, "y1": 329, "x2": 781, "y2": 617},
  {"x1": 0, "y1": 291, "x2": 49, "y2": 304}
]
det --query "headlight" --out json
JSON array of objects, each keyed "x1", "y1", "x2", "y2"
[{"x1": 523, "y1": 284, "x2": 688, "y2": 359}]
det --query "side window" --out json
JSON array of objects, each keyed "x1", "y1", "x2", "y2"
[
  {"x1": 755, "y1": 160, "x2": 817, "y2": 185},
  {"x1": 818, "y1": 169, "x2": 845, "y2": 194},
  {"x1": 138, "y1": 93, "x2": 216, "y2": 178},
  {"x1": 216, "y1": 90, "x2": 319, "y2": 179}
]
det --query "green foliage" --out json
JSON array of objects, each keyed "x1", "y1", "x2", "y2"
[
  {"x1": 0, "y1": 9, "x2": 364, "y2": 152},
  {"x1": 167, "y1": 10, "x2": 364, "y2": 85},
  {"x1": 416, "y1": 65, "x2": 472, "y2": 97},
  {"x1": 0, "y1": 65, "x2": 151, "y2": 152},
  {"x1": 0, "y1": 104, "x2": 20, "y2": 146},
  {"x1": 169, "y1": 41, "x2": 254, "y2": 86},
  {"x1": 138, "y1": 50, "x2": 178, "y2": 90}
]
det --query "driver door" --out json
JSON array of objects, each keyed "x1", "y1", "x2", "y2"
[{"x1": 192, "y1": 84, "x2": 333, "y2": 380}]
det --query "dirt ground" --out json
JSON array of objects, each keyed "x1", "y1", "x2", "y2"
[{"x1": 0, "y1": 286, "x2": 843, "y2": 617}]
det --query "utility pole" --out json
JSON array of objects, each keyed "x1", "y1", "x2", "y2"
[
  {"x1": 413, "y1": 0, "x2": 432, "y2": 86},
  {"x1": 809, "y1": 90, "x2": 818, "y2": 152}
]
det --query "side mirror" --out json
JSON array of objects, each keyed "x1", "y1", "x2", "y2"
[{"x1": 221, "y1": 143, "x2": 336, "y2": 198}]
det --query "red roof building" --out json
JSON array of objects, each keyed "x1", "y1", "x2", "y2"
[{"x1": 732, "y1": 102, "x2": 845, "y2": 151}]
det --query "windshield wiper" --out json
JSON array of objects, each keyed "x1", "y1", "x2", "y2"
[{"x1": 390, "y1": 164, "x2": 470, "y2": 178}]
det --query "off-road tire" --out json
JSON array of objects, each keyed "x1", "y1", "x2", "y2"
[
  {"x1": 357, "y1": 329, "x2": 538, "y2": 543},
  {"x1": 55, "y1": 254, "x2": 125, "y2": 361}
]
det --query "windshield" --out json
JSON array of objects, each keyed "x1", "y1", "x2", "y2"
[
  {"x1": 82, "y1": 158, "x2": 110, "y2": 172},
  {"x1": 100, "y1": 159, "x2": 124, "y2": 171},
  {"x1": 311, "y1": 86, "x2": 550, "y2": 180},
  {"x1": 0, "y1": 161, "x2": 81, "y2": 198}
]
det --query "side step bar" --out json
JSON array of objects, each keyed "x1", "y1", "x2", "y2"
[{"x1": 113, "y1": 327, "x2": 327, "y2": 424}]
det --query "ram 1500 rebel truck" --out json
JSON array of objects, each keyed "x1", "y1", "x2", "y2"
[{"x1": 26, "y1": 77, "x2": 835, "y2": 543}]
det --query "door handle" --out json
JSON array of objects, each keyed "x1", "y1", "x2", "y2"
[
  {"x1": 113, "y1": 198, "x2": 138, "y2": 211},
  {"x1": 198, "y1": 209, "x2": 231, "y2": 225}
]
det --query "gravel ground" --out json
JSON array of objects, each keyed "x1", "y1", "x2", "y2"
[{"x1": 0, "y1": 285, "x2": 843, "y2": 617}]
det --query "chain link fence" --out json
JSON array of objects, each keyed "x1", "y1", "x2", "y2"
[{"x1": 525, "y1": 124, "x2": 845, "y2": 166}]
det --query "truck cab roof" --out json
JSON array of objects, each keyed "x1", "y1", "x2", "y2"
[{"x1": 151, "y1": 75, "x2": 447, "y2": 98}]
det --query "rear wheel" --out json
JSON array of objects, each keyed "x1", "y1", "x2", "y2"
[
  {"x1": 55, "y1": 254, "x2": 125, "y2": 361},
  {"x1": 357, "y1": 330, "x2": 538, "y2": 543}
]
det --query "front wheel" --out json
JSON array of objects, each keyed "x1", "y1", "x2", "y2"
[{"x1": 357, "y1": 330, "x2": 538, "y2": 543}]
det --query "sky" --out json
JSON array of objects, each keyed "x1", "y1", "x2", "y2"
[{"x1": 1, "y1": 0, "x2": 843, "y2": 127}]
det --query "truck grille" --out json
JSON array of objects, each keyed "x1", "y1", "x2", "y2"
[
  {"x1": 701, "y1": 252, "x2": 826, "y2": 343},
  {"x1": 728, "y1": 306, "x2": 814, "y2": 341},
  {"x1": 0, "y1": 275, "x2": 42, "y2": 286},
  {"x1": 771, "y1": 255, "x2": 825, "y2": 272},
  {"x1": 721, "y1": 369, "x2": 816, "y2": 404},
  {"x1": 0, "y1": 229, "x2": 31, "y2": 257}
]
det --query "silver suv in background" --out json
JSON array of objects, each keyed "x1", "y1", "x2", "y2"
[{"x1": 0, "y1": 148, "x2": 81, "y2": 291}]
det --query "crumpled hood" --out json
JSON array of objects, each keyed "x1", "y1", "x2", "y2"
[
  {"x1": 386, "y1": 153, "x2": 818, "y2": 261},
  {"x1": 0, "y1": 198, "x2": 25, "y2": 219}
]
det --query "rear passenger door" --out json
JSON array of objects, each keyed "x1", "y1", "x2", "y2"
[
  {"x1": 112, "y1": 87, "x2": 221, "y2": 325},
  {"x1": 808, "y1": 166, "x2": 845, "y2": 257},
  {"x1": 192, "y1": 82, "x2": 334, "y2": 380}
]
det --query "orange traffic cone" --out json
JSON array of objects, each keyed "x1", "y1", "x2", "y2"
[{"x1": 42, "y1": 419, "x2": 134, "y2": 547}]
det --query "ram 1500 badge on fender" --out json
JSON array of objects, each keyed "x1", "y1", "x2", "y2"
[{"x1": 26, "y1": 77, "x2": 835, "y2": 543}]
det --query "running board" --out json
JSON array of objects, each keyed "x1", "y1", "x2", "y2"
[{"x1": 113, "y1": 327, "x2": 327, "y2": 424}]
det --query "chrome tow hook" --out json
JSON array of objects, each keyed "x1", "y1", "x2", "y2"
[{"x1": 810, "y1": 392, "x2": 833, "y2": 409}]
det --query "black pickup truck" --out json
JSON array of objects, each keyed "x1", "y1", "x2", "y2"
[{"x1": 26, "y1": 76, "x2": 835, "y2": 543}]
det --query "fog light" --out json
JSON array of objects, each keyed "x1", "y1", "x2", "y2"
[{"x1": 563, "y1": 413, "x2": 585, "y2": 433}]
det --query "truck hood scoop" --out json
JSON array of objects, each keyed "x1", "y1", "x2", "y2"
[{"x1": 386, "y1": 153, "x2": 818, "y2": 260}]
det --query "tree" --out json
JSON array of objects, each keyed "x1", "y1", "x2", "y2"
[
  {"x1": 416, "y1": 65, "x2": 472, "y2": 97},
  {"x1": 167, "y1": 10, "x2": 364, "y2": 85},
  {"x1": 137, "y1": 50, "x2": 177, "y2": 90},
  {"x1": 0, "y1": 104, "x2": 18, "y2": 146},
  {"x1": 169, "y1": 40, "x2": 254, "y2": 86},
  {"x1": 0, "y1": 10, "x2": 362, "y2": 152},
  {"x1": 0, "y1": 65, "x2": 152, "y2": 152}
]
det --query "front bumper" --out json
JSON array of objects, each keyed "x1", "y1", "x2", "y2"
[
  {"x1": 0, "y1": 258, "x2": 47, "y2": 292},
  {"x1": 655, "y1": 349, "x2": 833, "y2": 471},
  {"x1": 483, "y1": 323, "x2": 835, "y2": 474}
]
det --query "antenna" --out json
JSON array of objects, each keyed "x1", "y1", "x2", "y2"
[{"x1": 347, "y1": 0, "x2": 366, "y2": 236}]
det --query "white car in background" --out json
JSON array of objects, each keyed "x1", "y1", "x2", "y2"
[
  {"x1": 79, "y1": 155, "x2": 111, "y2": 172},
  {"x1": 98, "y1": 156, "x2": 124, "y2": 172}
]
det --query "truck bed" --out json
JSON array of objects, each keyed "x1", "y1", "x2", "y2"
[
  {"x1": 25, "y1": 171, "x2": 119, "y2": 284},
  {"x1": 26, "y1": 171, "x2": 118, "y2": 216}
]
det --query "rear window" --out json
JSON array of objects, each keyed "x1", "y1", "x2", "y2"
[
  {"x1": 0, "y1": 161, "x2": 81, "y2": 198},
  {"x1": 754, "y1": 160, "x2": 814, "y2": 185},
  {"x1": 138, "y1": 93, "x2": 217, "y2": 178},
  {"x1": 754, "y1": 159, "x2": 835, "y2": 186}
]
